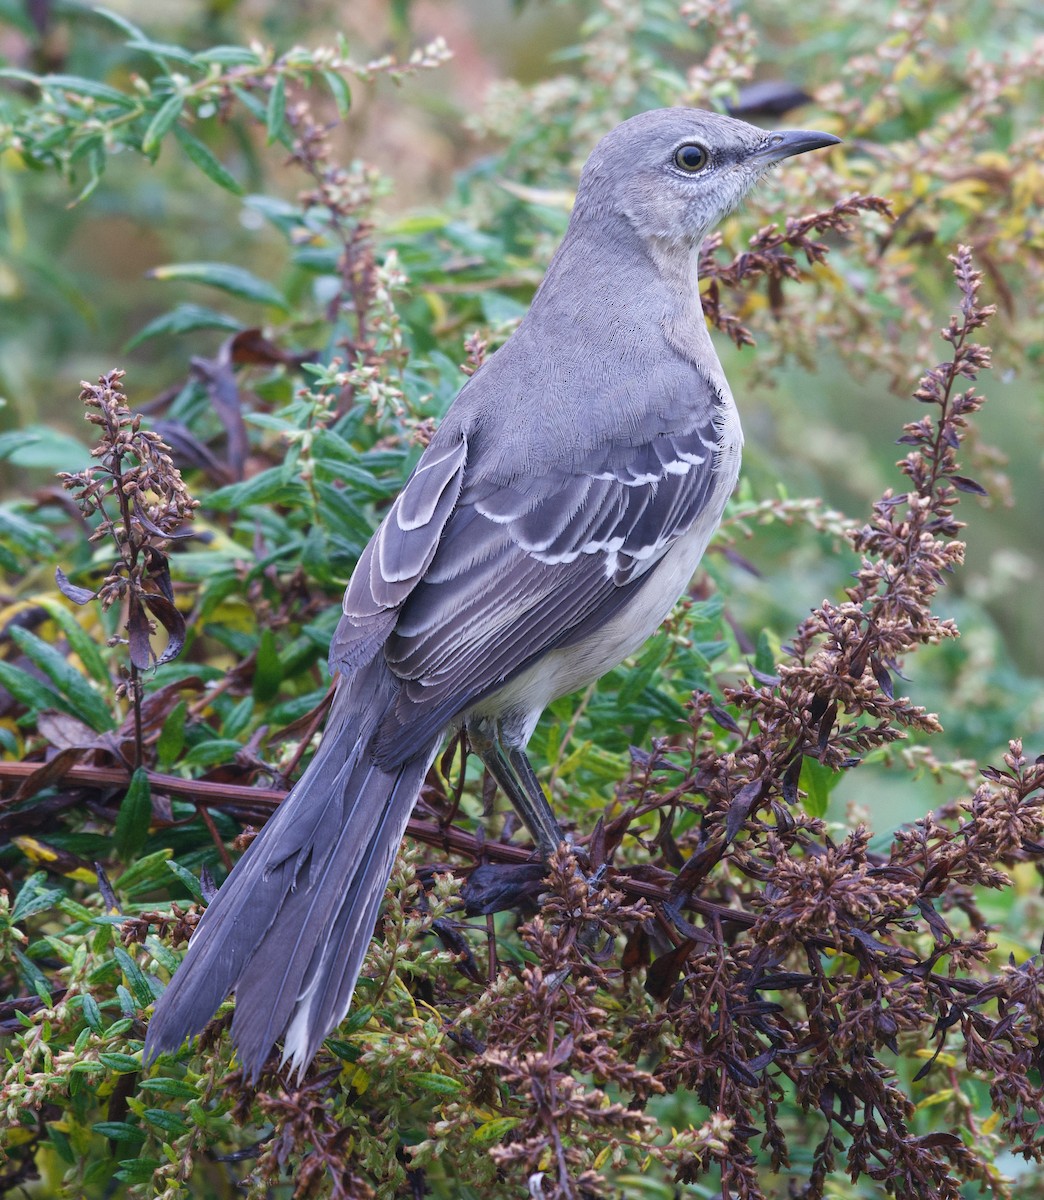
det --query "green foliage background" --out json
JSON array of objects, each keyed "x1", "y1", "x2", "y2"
[{"x1": 0, "y1": 1, "x2": 1041, "y2": 1197}]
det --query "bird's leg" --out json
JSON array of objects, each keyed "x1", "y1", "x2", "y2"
[{"x1": 467, "y1": 721, "x2": 565, "y2": 860}]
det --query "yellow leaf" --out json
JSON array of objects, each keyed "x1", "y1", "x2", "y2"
[
  {"x1": 913, "y1": 1048, "x2": 956, "y2": 1067},
  {"x1": 915, "y1": 1088, "x2": 954, "y2": 1110},
  {"x1": 939, "y1": 179, "x2": 989, "y2": 213},
  {"x1": 981, "y1": 1111, "x2": 1001, "y2": 1135},
  {"x1": 894, "y1": 53, "x2": 921, "y2": 83},
  {"x1": 350, "y1": 1066, "x2": 370, "y2": 1095}
]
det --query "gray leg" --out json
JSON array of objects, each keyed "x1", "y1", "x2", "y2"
[{"x1": 467, "y1": 720, "x2": 565, "y2": 859}]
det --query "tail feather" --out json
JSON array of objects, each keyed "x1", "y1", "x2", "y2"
[{"x1": 144, "y1": 666, "x2": 439, "y2": 1081}]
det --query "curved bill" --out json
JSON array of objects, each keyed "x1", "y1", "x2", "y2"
[{"x1": 753, "y1": 129, "x2": 842, "y2": 164}]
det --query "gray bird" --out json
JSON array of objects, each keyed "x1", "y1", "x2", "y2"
[{"x1": 144, "y1": 107, "x2": 840, "y2": 1081}]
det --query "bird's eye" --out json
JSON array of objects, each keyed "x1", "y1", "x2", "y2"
[{"x1": 673, "y1": 143, "x2": 709, "y2": 173}]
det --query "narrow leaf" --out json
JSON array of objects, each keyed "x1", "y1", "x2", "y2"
[
  {"x1": 141, "y1": 93, "x2": 184, "y2": 157},
  {"x1": 113, "y1": 946, "x2": 155, "y2": 1008},
  {"x1": 125, "y1": 303, "x2": 241, "y2": 350},
  {"x1": 37, "y1": 597, "x2": 109, "y2": 685},
  {"x1": 172, "y1": 125, "x2": 244, "y2": 195},
  {"x1": 0, "y1": 659, "x2": 70, "y2": 720},
  {"x1": 165, "y1": 859, "x2": 206, "y2": 903},
  {"x1": 156, "y1": 700, "x2": 187, "y2": 770},
  {"x1": 321, "y1": 70, "x2": 352, "y2": 116},
  {"x1": 951, "y1": 474, "x2": 988, "y2": 497},
  {"x1": 265, "y1": 75, "x2": 286, "y2": 144},
  {"x1": 9, "y1": 625, "x2": 113, "y2": 732},
  {"x1": 148, "y1": 259, "x2": 287, "y2": 310},
  {"x1": 115, "y1": 768, "x2": 152, "y2": 862}
]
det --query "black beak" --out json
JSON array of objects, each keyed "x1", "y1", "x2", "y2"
[{"x1": 753, "y1": 129, "x2": 842, "y2": 164}]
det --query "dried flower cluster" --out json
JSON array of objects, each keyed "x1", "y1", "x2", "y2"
[
  {"x1": 699, "y1": 193, "x2": 895, "y2": 348},
  {"x1": 108, "y1": 249, "x2": 1039, "y2": 1200},
  {"x1": 56, "y1": 370, "x2": 198, "y2": 763},
  {"x1": 418, "y1": 249, "x2": 1038, "y2": 1200}
]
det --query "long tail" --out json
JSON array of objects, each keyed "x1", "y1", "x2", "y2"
[{"x1": 144, "y1": 664, "x2": 439, "y2": 1081}]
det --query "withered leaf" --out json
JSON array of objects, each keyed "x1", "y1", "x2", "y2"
[
  {"x1": 142, "y1": 593, "x2": 187, "y2": 666},
  {"x1": 126, "y1": 597, "x2": 153, "y2": 670},
  {"x1": 8, "y1": 746, "x2": 92, "y2": 807},
  {"x1": 870, "y1": 655, "x2": 894, "y2": 699},
  {"x1": 645, "y1": 939, "x2": 697, "y2": 1002},
  {"x1": 461, "y1": 862, "x2": 547, "y2": 916},
  {"x1": 55, "y1": 566, "x2": 97, "y2": 606},
  {"x1": 708, "y1": 704, "x2": 742, "y2": 735},
  {"x1": 725, "y1": 777, "x2": 767, "y2": 844},
  {"x1": 951, "y1": 474, "x2": 988, "y2": 497}
]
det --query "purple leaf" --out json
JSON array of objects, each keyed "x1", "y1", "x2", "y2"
[{"x1": 55, "y1": 567, "x2": 97, "y2": 606}]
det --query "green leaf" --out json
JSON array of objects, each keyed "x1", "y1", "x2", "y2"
[
  {"x1": 81, "y1": 992, "x2": 104, "y2": 1034},
  {"x1": 115, "y1": 849, "x2": 173, "y2": 897},
  {"x1": 165, "y1": 860, "x2": 206, "y2": 903},
  {"x1": 114, "y1": 1158, "x2": 163, "y2": 1184},
  {"x1": 142, "y1": 1108, "x2": 189, "y2": 1135},
  {"x1": 0, "y1": 658, "x2": 71, "y2": 721},
  {"x1": 92, "y1": 7, "x2": 197, "y2": 66},
  {"x1": 321, "y1": 70, "x2": 352, "y2": 117},
  {"x1": 13, "y1": 946, "x2": 51, "y2": 997},
  {"x1": 48, "y1": 1124, "x2": 75, "y2": 1163},
  {"x1": 36, "y1": 598, "x2": 110, "y2": 686},
  {"x1": 471, "y1": 1117, "x2": 520, "y2": 1146},
  {"x1": 9, "y1": 626, "x2": 114, "y2": 732},
  {"x1": 91, "y1": 1118, "x2": 145, "y2": 1137},
  {"x1": 193, "y1": 45, "x2": 263, "y2": 66},
  {"x1": 618, "y1": 633, "x2": 670, "y2": 707},
  {"x1": 754, "y1": 629, "x2": 778, "y2": 678},
  {"x1": 179, "y1": 738, "x2": 243, "y2": 769},
  {"x1": 114, "y1": 768, "x2": 152, "y2": 862},
  {"x1": 138, "y1": 1077, "x2": 199, "y2": 1098},
  {"x1": 265, "y1": 75, "x2": 286, "y2": 144},
  {"x1": 0, "y1": 69, "x2": 137, "y2": 108},
  {"x1": 12, "y1": 872, "x2": 64, "y2": 922},
  {"x1": 221, "y1": 694, "x2": 254, "y2": 740},
  {"x1": 113, "y1": 948, "x2": 155, "y2": 1009},
  {"x1": 156, "y1": 701, "x2": 187, "y2": 771},
  {"x1": 253, "y1": 628, "x2": 283, "y2": 702},
  {"x1": 148, "y1": 259, "x2": 286, "y2": 309},
  {"x1": 172, "y1": 125, "x2": 243, "y2": 195},
  {"x1": 141, "y1": 93, "x2": 185, "y2": 157},
  {"x1": 98, "y1": 1052, "x2": 141, "y2": 1073},
  {"x1": 125, "y1": 303, "x2": 242, "y2": 350},
  {"x1": 405, "y1": 1071, "x2": 464, "y2": 1096},
  {"x1": 145, "y1": 935, "x2": 180, "y2": 975},
  {"x1": 206, "y1": 464, "x2": 301, "y2": 511},
  {"x1": 0, "y1": 425, "x2": 88, "y2": 469},
  {"x1": 799, "y1": 756, "x2": 843, "y2": 819}
]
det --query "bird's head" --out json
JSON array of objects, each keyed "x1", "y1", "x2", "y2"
[{"x1": 576, "y1": 107, "x2": 840, "y2": 246}]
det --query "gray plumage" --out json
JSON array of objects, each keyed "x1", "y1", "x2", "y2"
[{"x1": 144, "y1": 108, "x2": 840, "y2": 1081}]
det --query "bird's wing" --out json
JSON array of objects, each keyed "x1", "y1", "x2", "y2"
[
  {"x1": 328, "y1": 433, "x2": 468, "y2": 672},
  {"x1": 362, "y1": 401, "x2": 730, "y2": 763}
]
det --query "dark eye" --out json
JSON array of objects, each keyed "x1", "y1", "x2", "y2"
[{"x1": 673, "y1": 143, "x2": 709, "y2": 173}]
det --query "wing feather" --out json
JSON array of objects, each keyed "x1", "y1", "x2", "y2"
[
  {"x1": 373, "y1": 410, "x2": 731, "y2": 763},
  {"x1": 328, "y1": 431, "x2": 468, "y2": 674}
]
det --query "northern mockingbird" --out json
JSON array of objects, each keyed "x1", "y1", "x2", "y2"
[{"x1": 145, "y1": 108, "x2": 840, "y2": 1080}]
